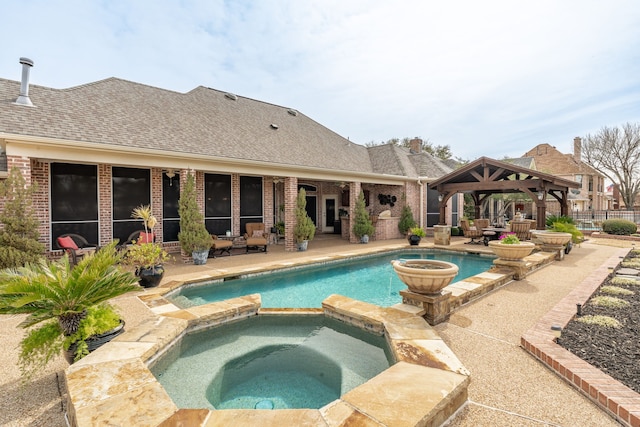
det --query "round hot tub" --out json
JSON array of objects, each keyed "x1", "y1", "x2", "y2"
[{"x1": 151, "y1": 314, "x2": 393, "y2": 410}]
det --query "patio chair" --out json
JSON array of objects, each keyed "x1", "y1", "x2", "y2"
[
  {"x1": 244, "y1": 223, "x2": 268, "y2": 253},
  {"x1": 55, "y1": 233, "x2": 99, "y2": 266},
  {"x1": 460, "y1": 219, "x2": 484, "y2": 244},
  {"x1": 510, "y1": 221, "x2": 532, "y2": 241},
  {"x1": 117, "y1": 230, "x2": 155, "y2": 251},
  {"x1": 210, "y1": 235, "x2": 233, "y2": 257}
]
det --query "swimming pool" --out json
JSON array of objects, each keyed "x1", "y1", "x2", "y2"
[
  {"x1": 151, "y1": 314, "x2": 392, "y2": 410},
  {"x1": 169, "y1": 249, "x2": 494, "y2": 308}
]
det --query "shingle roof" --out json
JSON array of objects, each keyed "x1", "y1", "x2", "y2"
[
  {"x1": 523, "y1": 143, "x2": 603, "y2": 177},
  {"x1": 0, "y1": 77, "x2": 377, "y2": 173}
]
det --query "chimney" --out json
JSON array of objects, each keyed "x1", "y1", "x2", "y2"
[
  {"x1": 15, "y1": 57, "x2": 34, "y2": 106},
  {"x1": 573, "y1": 137, "x2": 582, "y2": 162},
  {"x1": 409, "y1": 138, "x2": 422, "y2": 154}
]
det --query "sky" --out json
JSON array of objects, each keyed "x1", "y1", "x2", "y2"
[{"x1": 2, "y1": 0, "x2": 639, "y2": 160}]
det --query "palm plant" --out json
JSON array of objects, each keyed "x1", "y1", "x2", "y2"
[{"x1": 0, "y1": 240, "x2": 139, "y2": 376}]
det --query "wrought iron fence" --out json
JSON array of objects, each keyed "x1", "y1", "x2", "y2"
[{"x1": 546, "y1": 209, "x2": 640, "y2": 230}]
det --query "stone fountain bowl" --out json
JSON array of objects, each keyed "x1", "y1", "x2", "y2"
[
  {"x1": 531, "y1": 230, "x2": 572, "y2": 246},
  {"x1": 391, "y1": 259, "x2": 459, "y2": 295}
]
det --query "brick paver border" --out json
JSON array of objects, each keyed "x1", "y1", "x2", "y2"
[{"x1": 521, "y1": 249, "x2": 640, "y2": 427}]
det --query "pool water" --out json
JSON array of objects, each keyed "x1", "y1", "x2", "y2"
[
  {"x1": 170, "y1": 250, "x2": 494, "y2": 308},
  {"x1": 151, "y1": 315, "x2": 392, "y2": 409}
]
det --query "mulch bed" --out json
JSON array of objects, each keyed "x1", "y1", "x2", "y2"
[{"x1": 559, "y1": 250, "x2": 640, "y2": 393}]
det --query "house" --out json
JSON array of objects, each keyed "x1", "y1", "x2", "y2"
[
  {"x1": 523, "y1": 138, "x2": 608, "y2": 213},
  {"x1": 0, "y1": 58, "x2": 460, "y2": 256}
]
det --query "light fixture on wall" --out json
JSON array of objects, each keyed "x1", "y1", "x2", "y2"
[
  {"x1": 272, "y1": 177, "x2": 282, "y2": 184},
  {"x1": 537, "y1": 190, "x2": 545, "y2": 200},
  {"x1": 336, "y1": 181, "x2": 347, "y2": 189},
  {"x1": 165, "y1": 169, "x2": 176, "y2": 186}
]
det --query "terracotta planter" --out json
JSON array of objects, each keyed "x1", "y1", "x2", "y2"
[
  {"x1": 391, "y1": 259, "x2": 459, "y2": 295},
  {"x1": 531, "y1": 231, "x2": 572, "y2": 246},
  {"x1": 488, "y1": 241, "x2": 535, "y2": 261}
]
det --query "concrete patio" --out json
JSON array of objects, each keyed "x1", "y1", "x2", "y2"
[{"x1": 1, "y1": 234, "x2": 638, "y2": 426}]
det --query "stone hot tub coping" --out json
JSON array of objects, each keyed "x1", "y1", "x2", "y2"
[{"x1": 65, "y1": 294, "x2": 470, "y2": 427}]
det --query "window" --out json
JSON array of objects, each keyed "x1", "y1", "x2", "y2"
[
  {"x1": 204, "y1": 173, "x2": 232, "y2": 235},
  {"x1": 112, "y1": 167, "x2": 150, "y2": 244},
  {"x1": 50, "y1": 163, "x2": 98, "y2": 249},
  {"x1": 426, "y1": 187, "x2": 440, "y2": 227},
  {"x1": 240, "y1": 176, "x2": 263, "y2": 233},
  {"x1": 163, "y1": 171, "x2": 180, "y2": 242}
]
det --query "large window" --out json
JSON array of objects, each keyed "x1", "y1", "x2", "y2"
[
  {"x1": 50, "y1": 163, "x2": 98, "y2": 248},
  {"x1": 112, "y1": 167, "x2": 150, "y2": 243},
  {"x1": 239, "y1": 176, "x2": 263, "y2": 233},
  {"x1": 426, "y1": 187, "x2": 440, "y2": 227},
  {"x1": 204, "y1": 173, "x2": 232, "y2": 235},
  {"x1": 163, "y1": 172, "x2": 180, "y2": 242}
]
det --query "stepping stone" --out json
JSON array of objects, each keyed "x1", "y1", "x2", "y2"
[{"x1": 616, "y1": 267, "x2": 640, "y2": 276}]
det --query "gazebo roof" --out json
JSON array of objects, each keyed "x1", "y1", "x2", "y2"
[
  {"x1": 428, "y1": 156, "x2": 579, "y2": 196},
  {"x1": 428, "y1": 157, "x2": 580, "y2": 228}
]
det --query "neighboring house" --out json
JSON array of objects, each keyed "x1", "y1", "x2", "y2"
[
  {"x1": 523, "y1": 138, "x2": 608, "y2": 212},
  {"x1": 0, "y1": 58, "x2": 459, "y2": 255}
]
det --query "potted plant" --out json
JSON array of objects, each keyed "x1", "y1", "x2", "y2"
[
  {"x1": 0, "y1": 240, "x2": 139, "y2": 378},
  {"x1": 125, "y1": 205, "x2": 170, "y2": 287},
  {"x1": 352, "y1": 191, "x2": 375, "y2": 243},
  {"x1": 408, "y1": 226, "x2": 426, "y2": 245},
  {"x1": 535, "y1": 215, "x2": 584, "y2": 254},
  {"x1": 294, "y1": 188, "x2": 316, "y2": 251},
  {"x1": 178, "y1": 172, "x2": 213, "y2": 264},
  {"x1": 488, "y1": 232, "x2": 536, "y2": 261}
]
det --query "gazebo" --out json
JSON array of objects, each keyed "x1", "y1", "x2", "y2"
[{"x1": 429, "y1": 157, "x2": 580, "y2": 230}]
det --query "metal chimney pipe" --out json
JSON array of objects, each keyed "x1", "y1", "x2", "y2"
[{"x1": 15, "y1": 57, "x2": 34, "y2": 106}]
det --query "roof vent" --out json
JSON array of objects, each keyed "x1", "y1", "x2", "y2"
[
  {"x1": 15, "y1": 57, "x2": 34, "y2": 106},
  {"x1": 287, "y1": 108, "x2": 298, "y2": 116},
  {"x1": 270, "y1": 124, "x2": 279, "y2": 130},
  {"x1": 224, "y1": 92, "x2": 237, "y2": 101}
]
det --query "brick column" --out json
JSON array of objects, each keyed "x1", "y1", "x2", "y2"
[
  {"x1": 348, "y1": 182, "x2": 361, "y2": 243},
  {"x1": 284, "y1": 177, "x2": 298, "y2": 251}
]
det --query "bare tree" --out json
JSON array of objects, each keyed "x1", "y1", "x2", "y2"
[
  {"x1": 365, "y1": 137, "x2": 454, "y2": 161},
  {"x1": 582, "y1": 122, "x2": 640, "y2": 209}
]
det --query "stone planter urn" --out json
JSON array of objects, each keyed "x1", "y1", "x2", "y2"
[
  {"x1": 488, "y1": 241, "x2": 535, "y2": 261},
  {"x1": 531, "y1": 231, "x2": 572, "y2": 246},
  {"x1": 391, "y1": 259, "x2": 459, "y2": 295}
]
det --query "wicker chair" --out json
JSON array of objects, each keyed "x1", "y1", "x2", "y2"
[
  {"x1": 55, "y1": 233, "x2": 99, "y2": 266},
  {"x1": 460, "y1": 219, "x2": 484, "y2": 244}
]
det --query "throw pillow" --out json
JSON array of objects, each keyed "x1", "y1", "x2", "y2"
[
  {"x1": 57, "y1": 236, "x2": 79, "y2": 250},
  {"x1": 252, "y1": 230, "x2": 263, "y2": 238},
  {"x1": 138, "y1": 232, "x2": 155, "y2": 244}
]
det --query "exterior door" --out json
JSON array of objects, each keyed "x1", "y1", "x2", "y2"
[{"x1": 322, "y1": 195, "x2": 337, "y2": 233}]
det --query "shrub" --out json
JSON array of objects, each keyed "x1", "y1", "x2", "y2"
[
  {"x1": 352, "y1": 191, "x2": 374, "y2": 239},
  {"x1": 450, "y1": 227, "x2": 460, "y2": 236},
  {"x1": 294, "y1": 188, "x2": 316, "y2": 243},
  {"x1": 591, "y1": 295, "x2": 629, "y2": 308},
  {"x1": 601, "y1": 219, "x2": 637, "y2": 235},
  {"x1": 398, "y1": 205, "x2": 416, "y2": 234},
  {"x1": 178, "y1": 172, "x2": 213, "y2": 255},
  {"x1": 409, "y1": 227, "x2": 426, "y2": 238},
  {"x1": 0, "y1": 167, "x2": 45, "y2": 269}
]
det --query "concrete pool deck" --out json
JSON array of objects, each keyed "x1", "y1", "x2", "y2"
[{"x1": 2, "y1": 235, "x2": 639, "y2": 426}]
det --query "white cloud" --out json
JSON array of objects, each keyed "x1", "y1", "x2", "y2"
[{"x1": 1, "y1": 0, "x2": 639, "y2": 160}]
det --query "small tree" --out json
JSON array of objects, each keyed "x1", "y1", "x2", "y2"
[
  {"x1": 352, "y1": 191, "x2": 375, "y2": 239},
  {"x1": 398, "y1": 205, "x2": 416, "y2": 235},
  {"x1": 583, "y1": 122, "x2": 640, "y2": 209},
  {"x1": 178, "y1": 172, "x2": 212, "y2": 256},
  {"x1": 294, "y1": 188, "x2": 316, "y2": 243},
  {"x1": 0, "y1": 167, "x2": 45, "y2": 269}
]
